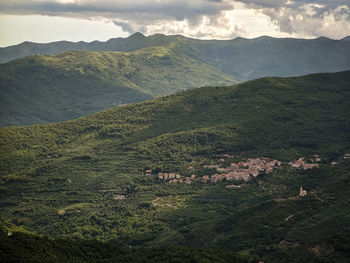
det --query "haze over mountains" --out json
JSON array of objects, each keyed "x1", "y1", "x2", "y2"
[{"x1": 1, "y1": 33, "x2": 350, "y2": 127}]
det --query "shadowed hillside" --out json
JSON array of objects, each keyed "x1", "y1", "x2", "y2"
[
  {"x1": 0, "y1": 47, "x2": 235, "y2": 126},
  {"x1": 1, "y1": 71, "x2": 350, "y2": 262}
]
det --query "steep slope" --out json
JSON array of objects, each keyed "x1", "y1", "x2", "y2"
[
  {"x1": 172, "y1": 36, "x2": 350, "y2": 80},
  {"x1": 1, "y1": 71, "x2": 350, "y2": 262},
  {"x1": 0, "y1": 47, "x2": 235, "y2": 126}
]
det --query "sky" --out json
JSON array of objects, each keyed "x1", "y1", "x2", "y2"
[{"x1": 0, "y1": 0, "x2": 349, "y2": 47}]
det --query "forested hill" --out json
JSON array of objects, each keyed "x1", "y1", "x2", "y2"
[
  {"x1": 1, "y1": 71, "x2": 350, "y2": 173},
  {"x1": 0, "y1": 47, "x2": 235, "y2": 127},
  {"x1": 1, "y1": 33, "x2": 350, "y2": 81},
  {"x1": 1, "y1": 71, "x2": 350, "y2": 262},
  {"x1": 1, "y1": 33, "x2": 350, "y2": 127}
]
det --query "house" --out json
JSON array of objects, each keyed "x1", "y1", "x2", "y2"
[
  {"x1": 202, "y1": 175, "x2": 209, "y2": 183},
  {"x1": 299, "y1": 186, "x2": 307, "y2": 197},
  {"x1": 331, "y1": 161, "x2": 337, "y2": 166},
  {"x1": 238, "y1": 161, "x2": 245, "y2": 167},
  {"x1": 175, "y1": 173, "x2": 181, "y2": 179},
  {"x1": 191, "y1": 174, "x2": 196, "y2": 180},
  {"x1": 251, "y1": 170, "x2": 259, "y2": 177},
  {"x1": 226, "y1": 185, "x2": 241, "y2": 189},
  {"x1": 145, "y1": 169, "x2": 152, "y2": 175},
  {"x1": 158, "y1": 173, "x2": 164, "y2": 179},
  {"x1": 114, "y1": 195, "x2": 126, "y2": 200}
]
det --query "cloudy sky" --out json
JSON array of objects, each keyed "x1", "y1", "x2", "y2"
[{"x1": 0, "y1": 0, "x2": 349, "y2": 47}]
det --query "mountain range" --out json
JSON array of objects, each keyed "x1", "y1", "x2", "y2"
[
  {"x1": 1, "y1": 71, "x2": 349, "y2": 262},
  {"x1": 1, "y1": 33, "x2": 350, "y2": 127}
]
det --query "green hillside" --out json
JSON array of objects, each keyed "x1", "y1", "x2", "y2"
[
  {"x1": 0, "y1": 32, "x2": 178, "y2": 64},
  {"x1": 0, "y1": 47, "x2": 235, "y2": 126},
  {"x1": 1, "y1": 71, "x2": 350, "y2": 262},
  {"x1": 0, "y1": 228, "x2": 254, "y2": 263},
  {"x1": 1, "y1": 33, "x2": 350, "y2": 127},
  {"x1": 2, "y1": 33, "x2": 350, "y2": 80}
]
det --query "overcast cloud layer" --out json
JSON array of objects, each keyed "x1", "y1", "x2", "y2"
[{"x1": 0, "y1": 0, "x2": 349, "y2": 39}]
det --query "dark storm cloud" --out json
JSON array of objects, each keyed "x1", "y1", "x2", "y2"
[
  {"x1": 113, "y1": 20, "x2": 136, "y2": 34},
  {"x1": 0, "y1": 0, "x2": 232, "y2": 22}
]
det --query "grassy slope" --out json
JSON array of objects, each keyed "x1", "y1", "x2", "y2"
[
  {"x1": 0, "y1": 71, "x2": 350, "y2": 262},
  {"x1": 0, "y1": 47, "x2": 235, "y2": 126}
]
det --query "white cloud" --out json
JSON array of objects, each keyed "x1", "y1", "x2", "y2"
[
  {"x1": 258, "y1": 3, "x2": 350, "y2": 39},
  {"x1": 0, "y1": 0, "x2": 349, "y2": 46}
]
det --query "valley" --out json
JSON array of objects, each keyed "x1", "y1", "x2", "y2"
[{"x1": 1, "y1": 71, "x2": 350, "y2": 262}]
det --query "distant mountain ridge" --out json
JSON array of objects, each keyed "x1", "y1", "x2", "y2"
[
  {"x1": 1, "y1": 33, "x2": 350, "y2": 81},
  {"x1": 1, "y1": 33, "x2": 350, "y2": 126},
  {"x1": 0, "y1": 32, "x2": 176, "y2": 64}
]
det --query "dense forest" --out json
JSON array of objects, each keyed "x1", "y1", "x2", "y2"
[{"x1": 1, "y1": 71, "x2": 350, "y2": 262}]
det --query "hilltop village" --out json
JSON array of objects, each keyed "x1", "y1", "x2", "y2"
[{"x1": 145, "y1": 154, "x2": 347, "y2": 186}]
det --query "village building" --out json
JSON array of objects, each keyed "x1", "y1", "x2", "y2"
[
  {"x1": 226, "y1": 184, "x2": 241, "y2": 189},
  {"x1": 299, "y1": 186, "x2": 307, "y2": 197},
  {"x1": 202, "y1": 175, "x2": 209, "y2": 183},
  {"x1": 114, "y1": 195, "x2": 126, "y2": 200}
]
